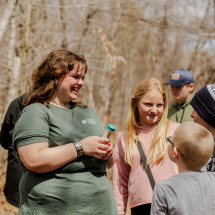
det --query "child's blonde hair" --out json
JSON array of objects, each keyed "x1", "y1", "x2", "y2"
[
  {"x1": 125, "y1": 77, "x2": 169, "y2": 167},
  {"x1": 173, "y1": 122, "x2": 214, "y2": 170}
]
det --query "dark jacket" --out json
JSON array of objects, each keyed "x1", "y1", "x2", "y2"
[
  {"x1": 203, "y1": 140, "x2": 215, "y2": 172},
  {"x1": 0, "y1": 94, "x2": 26, "y2": 207}
]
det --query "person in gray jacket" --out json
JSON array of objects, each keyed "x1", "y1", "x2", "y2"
[{"x1": 151, "y1": 122, "x2": 215, "y2": 215}]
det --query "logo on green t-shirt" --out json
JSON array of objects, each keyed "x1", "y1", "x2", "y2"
[{"x1": 82, "y1": 119, "x2": 96, "y2": 124}]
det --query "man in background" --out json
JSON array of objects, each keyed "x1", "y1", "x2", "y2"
[
  {"x1": 0, "y1": 94, "x2": 26, "y2": 207},
  {"x1": 165, "y1": 69, "x2": 195, "y2": 123}
]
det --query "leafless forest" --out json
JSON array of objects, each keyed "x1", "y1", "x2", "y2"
[
  {"x1": 0, "y1": 0, "x2": 215, "y2": 130},
  {"x1": 0, "y1": 0, "x2": 214, "y2": 214}
]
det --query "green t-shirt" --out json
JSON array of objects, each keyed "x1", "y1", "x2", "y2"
[{"x1": 13, "y1": 103, "x2": 118, "y2": 215}]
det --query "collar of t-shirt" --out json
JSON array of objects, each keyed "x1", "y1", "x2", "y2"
[{"x1": 177, "y1": 102, "x2": 186, "y2": 109}]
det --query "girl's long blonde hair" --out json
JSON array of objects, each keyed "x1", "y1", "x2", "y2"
[{"x1": 125, "y1": 77, "x2": 169, "y2": 167}]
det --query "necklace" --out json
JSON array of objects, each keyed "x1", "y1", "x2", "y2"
[{"x1": 50, "y1": 99, "x2": 70, "y2": 106}]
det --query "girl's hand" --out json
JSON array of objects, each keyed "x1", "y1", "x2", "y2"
[
  {"x1": 81, "y1": 136, "x2": 109, "y2": 159},
  {"x1": 102, "y1": 140, "x2": 113, "y2": 161}
]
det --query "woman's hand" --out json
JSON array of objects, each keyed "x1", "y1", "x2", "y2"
[
  {"x1": 101, "y1": 139, "x2": 117, "y2": 169},
  {"x1": 102, "y1": 140, "x2": 113, "y2": 161},
  {"x1": 81, "y1": 136, "x2": 109, "y2": 159},
  {"x1": 102, "y1": 140, "x2": 117, "y2": 169}
]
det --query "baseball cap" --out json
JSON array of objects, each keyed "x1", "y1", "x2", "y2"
[{"x1": 165, "y1": 69, "x2": 194, "y2": 87}]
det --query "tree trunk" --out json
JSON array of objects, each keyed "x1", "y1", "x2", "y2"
[
  {"x1": 5, "y1": 57, "x2": 21, "y2": 112},
  {"x1": 59, "y1": 0, "x2": 67, "y2": 48},
  {"x1": 7, "y1": 13, "x2": 16, "y2": 75},
  {"x1": 4, "y1": 13, "x2": 19, "y2": 114},
  {"x1": 21, "y1": 0, "x2": 31, "y2": 94},
  {"x1": 0, "y1": 0, "x2": 17, "y2": 44}
]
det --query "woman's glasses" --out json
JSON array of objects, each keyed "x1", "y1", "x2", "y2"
[{"x1": 167, "y1": 136, "x2": 183, "y2": 157}]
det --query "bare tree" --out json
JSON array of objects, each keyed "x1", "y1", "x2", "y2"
[
  {"x1": 0, "y1": 0, "x2": 215, "y2": 127},
  {"x1": 5, "y1": 12, "x2": 21, "y2": 112},
  {"x1": 0, "y1": 0, "x2": 17, "y2": 43}
]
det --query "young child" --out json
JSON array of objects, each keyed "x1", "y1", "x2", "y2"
[
  {"x1": 165, "y1": 69, "x2": 195, "y2": 123},
  {"x1": 190, "y1": 84, "x2": 215, "y2": 172},
  {"x1": 112, "y1": 78, "x2": 179, "y2": 215},
  {"x1": 151, "y1": 122, "x2": 215, "y2": 215}
]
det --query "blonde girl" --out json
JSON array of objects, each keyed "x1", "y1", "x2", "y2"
[{"x1": 112, "y1": 78, "x2": 179, "y2": 215}]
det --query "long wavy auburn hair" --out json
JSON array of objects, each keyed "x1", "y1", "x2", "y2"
[
  {"x1": 125, "y1": 77, "x2": 169, "y2": 167},
  {"x1": 23, "y1": 49, "x2": 87, "y2": 108}
]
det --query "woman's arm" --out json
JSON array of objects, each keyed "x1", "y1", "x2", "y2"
[{"x1": 18, "y1": 136, "x2": 109, "y2": 173}]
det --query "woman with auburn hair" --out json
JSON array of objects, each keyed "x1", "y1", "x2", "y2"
[
  {"x1": 112, "y1": 77, "x2": 179, "y2": 215},
  {"x1": 13, "y1": 49, "x2": 118, "y2": 214}
]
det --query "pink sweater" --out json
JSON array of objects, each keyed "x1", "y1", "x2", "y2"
[{"x1": 112, "y1": 121, "x2": 179, "y2": 214}]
